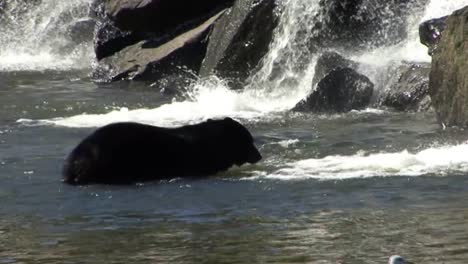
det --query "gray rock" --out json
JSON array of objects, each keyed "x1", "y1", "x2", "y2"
[
  {"x1": 93, "y1": 10, "x2": 225, "y2": 82},
  {"x1": 382, "y1": 63, "x2": 431, "y2": 112},
  {"x1": 104, "y1": 0, "x2": 234, "y2": 34},
  {"x1": 293, "y1": 67, "x2": 374, "y2": 113},
  {"x1": 94, "y1": 0, "x2": 234, "y2": 60},
  {"x1": 429, "y1": 6, "x2": 468, "y2": 127},
  {"x1": 419, "y1": 16, "x2": 447, "y2": 55},
  {"x1": 312, "y1": 51, "x2": 358, "y2": 87},
  {"x1": 200, "y1": 0, "x2": 279, "y2": 89},
  {"x1": 94, "y1": 20, "x2": 142, "y2": 60}
]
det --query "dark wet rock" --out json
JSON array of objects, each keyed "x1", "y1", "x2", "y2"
[
  {"x1": 312, "y1": 51, "x2": 358, "y2": 87},
  {"x1": 105, "y1": 0, "x2": 234, "y2": 35},
  {"x1": 310, "y1": 0, "x2": 428, "y2": 50},
  {"x1": 94, "y1": 0, "x2": 234, "y2": 60},
  {"x1": 293, "y1": 67, "x2": 374, "y2": 113},
  {"x1": 93, "y1": 10, "x2": 225, "y2": 82},
  {"x1": 419, "y1": 16, "x2": 447, "y2": 55},
  {"x1": 382, "y1": 63, "x2": 431, "y2": 112},
  {"x1": 200, "y1": 0, "x2": 279, "y2": 89},
  {"x1": 429, "y1": 6, "x2": 468, "y2": 127},
  {"x1": 94, "y1": 20, "x2": 143, "y2": 60}
]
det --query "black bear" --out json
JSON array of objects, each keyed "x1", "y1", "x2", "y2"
[{"x1": 63, "y1": 117, "x2": 262, "y2": 185}]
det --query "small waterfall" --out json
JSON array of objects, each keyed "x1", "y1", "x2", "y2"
[
  {"x1": 247, "y1": 0, "x2": 468, "y2": 106},
  {"x1": 14, "y1": 0, "x2": 468, "y2": 128},
  {"x1": 0, "y1": 0, "x2": 95, "y2": 71},
  {"x1": 249, "y1": 0, "x2": 428, "y2": 98}
]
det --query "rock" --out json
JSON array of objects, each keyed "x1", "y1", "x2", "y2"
[
  {"x1": 382, "y1": 63, "x2": 431, "y2": 112},
  {"x1": 94, "y1": 0, "x2": 234, "y2": 60},
  {"x1": 310, "y1": 0, "x2": 427, "y2": 50},
  {"x1": 105, "y1": 0, "x2": 234, "y2": 35},
  {"x1": 94, "y1": 20, "x2": 143, "y2": 60},
  {"x1": 419, "y1": 16, "x2": 447, "y2": 55},
  {"x1": 200, "y1": 0, "x2": 279, "y2": 89},
  {"x1": 429, "y1": 6, "x2": 468, "y2": 127},
  {"x1": 293, "y1": 67, "x2": 374, "y2": 113},
  {"x1": 312, "y1": 51, "x2": 358, "y2": 86},
  {"x1": 93, "y1": 10, "x2": 225, "y2": 82}
]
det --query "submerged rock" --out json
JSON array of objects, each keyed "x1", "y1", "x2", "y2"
[
  {"x1": 419, "y1": 16, "x2": 447, "y2": 55},
  {"x1": 429, "y1": 6, "x2": 468, "y2": 127},
  {"x1": 382, "y1": 63, "x2": 431, "y2": 112},
  {"x1": 293, "y1": 67, "x2": 374, "y2": 113},
  {"x1": 200, "y1": 0, "x2": 279, "y2": 89}
]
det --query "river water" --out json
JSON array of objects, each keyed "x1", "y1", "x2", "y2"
[{"x1": 1, "y1": 0, "x2": 468, "y2": 263}]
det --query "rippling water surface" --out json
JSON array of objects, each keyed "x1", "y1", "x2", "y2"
[
  {"x1": 1, "y1": 72, "x2": 468, "y2": 263},
  {"x1": 2, "y1": 0, "x2": 468, "y2": 262}
]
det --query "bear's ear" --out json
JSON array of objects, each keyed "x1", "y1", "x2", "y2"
[
  {"x1": 207, "y1": 119, "x2": 214, "y2": 122},
  {"x1": 224, "y1": 117, "x2": 234, "y2": 122}
]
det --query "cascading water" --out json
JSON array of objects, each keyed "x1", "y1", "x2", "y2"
[
  {"x1": 11, "y1": 0, "x2": 468, "y2": 179},
  {"x1": 0, "y1": 0, "x2": 95, "y2": 71},
  {"x1": 4, "y1": 2, "x2": 468, "y2": 262},
  {"x1": 16, "y1": 0, "x2": 468, "y2": 127}
]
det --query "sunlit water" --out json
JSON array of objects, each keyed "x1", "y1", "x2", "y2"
[
  {"x1": 2, "y1": 72, "x2": 468, "y2": 263},
  {"x1": 2, "y1": 0, "x2": 468, "y2": 263}
]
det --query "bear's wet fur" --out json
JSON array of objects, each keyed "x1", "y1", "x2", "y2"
[{"x1": 63, "y1": 117, "x2": 262, "y2": 185}]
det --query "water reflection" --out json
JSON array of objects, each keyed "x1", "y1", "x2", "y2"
[{"x1": 2, "y1": 206, "x2": 468, "y2": 263}]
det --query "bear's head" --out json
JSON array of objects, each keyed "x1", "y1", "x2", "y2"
[{"x1": 206, "y1": 117, "x2": 262, "y2": 166}]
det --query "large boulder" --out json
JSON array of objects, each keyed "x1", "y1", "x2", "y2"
[
  {"x1": 429, "y1": 6, "x2": 468, "y2": 127},
  {"x1": 94, "y1": 21, "x2": 143, "y2": 60},
  {"x1": 105, "y1": 0, "x2": 234, "y2": 33},
  {"x1": 200, "y1": 0, "x2": 279, "y2": 89},
  {"x1": 93, "y1": 10, "x2": 225, "y2": 82},
  {"x1": 312, "y1": 51, "x2": 358, "y2": 86},
  {"x1": 382, "y1": 63, "x2": 431, "y2": 112},
  {"x1": 293, "y1": 67, "x2": 374, "y2": 113},
  {"x1": 92, "y1": 0, "x2": 279, "y2": 87},
  {"x1": 310, "y1": 0, "x2": 427, "y2": 51},
  {"x1": 419, "y1": 16, "x2": 447, "y2": 55},
  {"x1": 94, "y1": 0, "x2": 234, "y2": 61}
]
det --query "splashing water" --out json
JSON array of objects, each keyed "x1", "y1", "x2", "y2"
[
  {"x1": 14, "y1": 0, "x2": 468, "y2": 128},
  {"x1": 0, "y1": 0, "x2": 95, "y2": 71},
  {"x1": 351, "y1": 0, "x2": 468, "y2": 79},
  {"x1": 19, "y1": 0, "x2": 323, "y2": 128},
  {"x1": 248, "y1": 142, "x2": 468, "y2": 180}
]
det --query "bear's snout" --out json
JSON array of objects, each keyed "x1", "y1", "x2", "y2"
[{"x1": 246, "y1": 145, "x2": 262, "y2": 164}]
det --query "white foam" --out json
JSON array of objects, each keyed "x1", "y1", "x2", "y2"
[
  {"x1": 0, "y1": 0, "x2": 94, "y2": 71},
  {"x1": 351, "y1": 0, "x2": 468, "y2": 66},
  {"x1": 19, "y1": 77, "x2": 308, "y2": 128},
  {"x1": 277, "y1": 139, "x2": 300, "y2": 148},
  {"x1": 248, "y1": 143, "x2": 468, "y2": 181},
  {"x1": 0, "y1": 45, "x2": 93, "y2": 71},
  {"x1": 421, "y1": 0, "x2": 468, "y2": 21}
]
